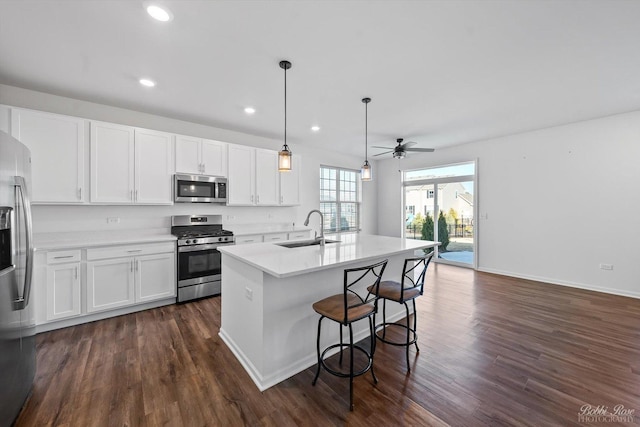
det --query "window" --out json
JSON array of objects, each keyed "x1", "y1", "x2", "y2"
[{"x1": 320, "y1": 166, "x2": 360, "y2": 232}]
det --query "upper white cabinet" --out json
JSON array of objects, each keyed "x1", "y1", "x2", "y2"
[
  {"x1": 255, "y1": 149, "x2": 279, "y2": 205},
  {"x1": 175, "y1": 135, "x2": 227, "y2": 177},
  {"x1": 227, "y1": 144, "x2": 256, "y2": 205},
  {"x1": 134, "y1": 128, "x2": 174, "y2": 204},
  {"x1": 280, "y1": 154, "x2": 301, "y2": 205},
  {"x1": 90, "y1": 121, "x2": 173, "y2": 204},
  {"x1": 90, "y1": 121, "x2": 135, "y2": 203},
  {"x1": 227, "y1": 144, "x2": 301, "y2": 206},
  {"x1": 11, "y1": 108, "x2": 85, "y2": 203}
]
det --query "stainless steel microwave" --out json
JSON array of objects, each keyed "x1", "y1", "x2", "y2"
[{"x1": 174, "y1": 174, "x2": 227, "y2": 203}]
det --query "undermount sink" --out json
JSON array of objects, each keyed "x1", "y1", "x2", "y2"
[{"x1": 276, "y1": 239, "x2": 340, "y2": 249}]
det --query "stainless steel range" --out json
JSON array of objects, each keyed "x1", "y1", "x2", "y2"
[{"x1": 171, "y1": 215, "x2": 234, "y2": 302}]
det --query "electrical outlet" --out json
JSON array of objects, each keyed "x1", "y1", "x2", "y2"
[
  {"x1": 599, "y1": 263, "x2": 613, "y2": 271},
  {"x1": 245, "y1": 287, "x2": 253, "y2": 300},
  {"x1": 106, "y1": 217, "x2": 120, "y2": 224}
]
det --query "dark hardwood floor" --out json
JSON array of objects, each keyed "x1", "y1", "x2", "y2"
[{"x1": 16, "y1": 264, "x2": 640, "y2": 426}]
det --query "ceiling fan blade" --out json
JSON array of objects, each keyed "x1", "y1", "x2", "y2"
[
  {"x1": 400, "y1": 141, "x2": 417, "y2": 148},
  {"x1": 373, "y1": 151, "x2": 394, "y2": 156},
  {"x1": 371, "y1": 146, "x2": 395, "y2": 149},
  {"x1": 404, "y1": 147, "x2": 435, "y2": 152}
]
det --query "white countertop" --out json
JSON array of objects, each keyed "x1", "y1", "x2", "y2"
[
  {"x1": 34, "y1": 229, "x2": 176, "y2": 251},
  {"x1": 218, "y1": 233, "x2": 439, "y2": 278},
  {"x1": 226, "y1": 224, "x2": 312, "y2": 236}
]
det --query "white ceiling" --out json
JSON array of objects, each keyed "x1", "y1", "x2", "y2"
[{"x1": 1, "y1": 0, "x2": 640, "y2": 157}]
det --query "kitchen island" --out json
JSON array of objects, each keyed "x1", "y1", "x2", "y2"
[{"x1": 217, "y1": 233, "x2": 439, "y2": 391}]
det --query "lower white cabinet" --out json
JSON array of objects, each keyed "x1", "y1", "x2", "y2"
[
  {"x1": 46, "y1": 262, "x2": 81, "y2": 321},
  {"x1": 86, "y1": 242, "x2": 176, "y2": 313},
  {"x1": 36, "y1": 241, "x2": 176, "y2": 327},
  {"x1": 86, "y1": 257, "x2": 135, "y2": 313},
  {"x1": 136, "y1": 253, "x2": 176, "y2": 303}
]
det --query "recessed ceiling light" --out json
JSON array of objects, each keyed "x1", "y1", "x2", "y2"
[
  {"x1": 244, "y1": 107, "x2": 256, "y2": 114},
  {"x1": 139, "y1": 78, "x2": 156, "y2": 87},
  {"x1": 311, "y1": 126, "x2": 320, "y2": 132},
  {"x1": 146, "y1": 4, "x2": 173, "y2": 22}
]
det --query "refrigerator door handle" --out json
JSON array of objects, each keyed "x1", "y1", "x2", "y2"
[{"x1": 13, "y1": 176, "x2": 34, "y2": 310}]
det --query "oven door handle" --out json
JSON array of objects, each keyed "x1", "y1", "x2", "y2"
[{"x1": 178, "y1": 243, "x2": 233, "y2": 253}]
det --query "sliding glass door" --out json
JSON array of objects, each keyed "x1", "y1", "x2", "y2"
[{"x1": 403, "y1": 162, "x2": 476, "y2": 267}]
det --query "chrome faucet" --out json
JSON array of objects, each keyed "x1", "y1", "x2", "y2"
[{"x1": 304, "y1": 209, "x2": 325, "y2": 246}]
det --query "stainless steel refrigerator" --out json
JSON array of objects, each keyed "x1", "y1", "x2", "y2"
[{"x1": 0, "y1": 130, "x2": 35, "y2": 426}]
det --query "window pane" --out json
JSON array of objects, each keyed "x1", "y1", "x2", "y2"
[
  {"x1": 339, "y1": 203, "x2": 358, "y2": 231},
  {"x1": 405, "y1": 162, "x2": 475, "y2": 181},
  {"x1": 320, "y1": 202, "x2": 337, "y2": 232}
]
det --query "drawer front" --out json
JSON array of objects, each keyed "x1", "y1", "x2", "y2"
[
  {"x1": 87, "y1": 242, "x2": 175, "y2": 260},
  {"x1": 46, "y1": 250, "x2": 81, "y2": 264},
  {"x1": 288, "y1": 231, "x2": 311, "y2": 241},
  {"x1": 234, "y1": 234, "x2": 264, "y2": 245},
  {"x1": 263, "y1": 233, "x2": 288, "y2": 242}
]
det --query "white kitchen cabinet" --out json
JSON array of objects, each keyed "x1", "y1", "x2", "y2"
[
  {"x1": 287, "y1": 230, "x2": 311, "y2": 241},
  {"x1": 227, "y1": 144, "x2": 256, "y2": 205},
  {"x1": 255, "y1": 149, "x2": 280, "y2": 205},
  {"x1": 134, "y1": 128, "x2": 173, "y2": 204},
  {"x1": 86, "y1": 257, "x2": 135, "y2": 313},
  {"x1": 227, "y1": 145, "x2": 300, "y2": 206},
  {"x1": 175, "y1": 135, "x2": 227, "y2": 177},
  {"x1": 280, "y1": 154, "x2": 301, "y2": 205},
  {"x1": 90, "y1": 121, "x2": 135, "y2": 203},
  {"x1": 136, "y1": 253, "x2": 176, "y2": 302},
  {"x1": 234, "y1": 234, "x2": 264, "y2": 245},
  {"x1": 86, "y1": 242, "x2": 175, "y2": 313},
  {"x1": 201, "y1": 139, "x2": 227, "y2": 176},
  {"x1": 90, "y1": 121, "x2": 173, "y2": 204},
  {"x1": 45, "y1": 250, "x2": 82, "y2": 321},
  {"x1": 263, "y1": 233, "x2": 288, "y2": 242},
  {"x1": 11, "y1": 108, "x2": 85, "y2": 203}
]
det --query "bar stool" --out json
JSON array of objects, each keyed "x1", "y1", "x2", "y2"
[
  {"x1": 368, "y1": 253, "x2": 434, "y2": 372},
  {"x1": 311, "y1": 259, "x2": 388, "y2": 411}
]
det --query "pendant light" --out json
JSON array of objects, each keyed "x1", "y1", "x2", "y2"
[
  {"x1": 361, "y1": 97, "x2": 372, "y2": 181},
  {"x1": 278, "y1": 60, "x2": 292, "y2": 172}
]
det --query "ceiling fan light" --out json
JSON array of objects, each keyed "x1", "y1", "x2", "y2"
[
  {"x1": 361, "y1": 160, "x2": 372, "y2": 181},
  {"x1": 278, "y1": 146, "x2": 292, "y2": 172}
]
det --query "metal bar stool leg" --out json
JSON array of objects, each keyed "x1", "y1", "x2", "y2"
[
  {"x1": 339, "y1": 324, "x2": 344, "y2": 365},
  {"x1": 404, "y1": 302, "x2": 411, "y2": 371},
  {"x1": 369, "y1": 316, "x2": 378, "y2": 384},
  {"x1": 413, "y1": 299, "x2": 419, "y2": 353},
  {"x1": 382, "y1": 298, "x2": 387, "y2": 339},
  {"x1": 349, "y1": 323, "x2": 354, "y2": 411},
  {"x1": 312, "y1": 316, "x2": 323, "y2": 385}
]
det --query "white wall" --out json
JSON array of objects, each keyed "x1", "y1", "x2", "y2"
[
  {"x1": 377, "y1": 111, "x2": 640, "y2": 299},
  {"x1": 0, "y1": 84, "x2": 378, "y2": 234}
]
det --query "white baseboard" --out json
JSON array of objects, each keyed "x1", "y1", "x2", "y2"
[{"x1": 476, "y1": 267, "x2": 640, "y2": 300}]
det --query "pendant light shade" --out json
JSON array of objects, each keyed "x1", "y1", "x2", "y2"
[
  {"x1": 278, "y1": 60, "x2": 292, "y2": 172},
  {"x1": 361, "y1": 97, "x2": 372, "y2": 181}
]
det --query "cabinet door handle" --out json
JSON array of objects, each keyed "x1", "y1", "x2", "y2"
[
  {"x1": 280, "y1": 195, "x2": 283, "y2": 204},
  {"x1": 250, "y1": 195, "x2": 254, "y2": 203},
  {"x1": 130, "y1": 190, "x2": 134, "y2": 201},
  {"x1": 127, "y1": 249, "x2": 142, "y2": 253},
  {"x1": 135, "y1": 190, "x2": 138, "y2": 202},
  {"x1": 135, "y1": 261, "x2": 138, "y2": 272},
  {"x1": 75, "y1": 266, "x2": 78, "y2": 279},
  {"x1": 201, "y1": 163, "x2": 205, "y2": 173},
  {"x1": 53, "y1": 255, "x2": 74, "y2": 259},
  {"x1": 130, "y1": 260, "x2": 134, "y2": 272},
  {"x1": 256, "y1": 195, "x2": 260, "y2": 203},
  {"x1": 78, "y1": 187, "x2": 82, "y2": 200},
  {"x1": 245, "y1": 239, "x2": 254, "y2": 243}
]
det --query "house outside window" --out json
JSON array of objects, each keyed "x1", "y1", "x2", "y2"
[{"x1": 319, "y1": 166, "x2": 360, "y2": 232}]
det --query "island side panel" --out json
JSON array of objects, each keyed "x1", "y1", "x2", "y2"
[
  {"x1": 219, "y1": 254, "x2": 266, "y2": 385},
  {"x1": 260, "y1": 252, "x2": 409, "y2": 389}
]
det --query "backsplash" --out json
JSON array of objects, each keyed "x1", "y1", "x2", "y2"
[{"x1": 32, "y1": 204, "x2": 299, "y2": 233}]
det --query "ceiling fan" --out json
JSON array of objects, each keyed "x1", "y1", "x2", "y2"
[{"x1": 372, "y1": 138, "x2": 435, "y2": 159}]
